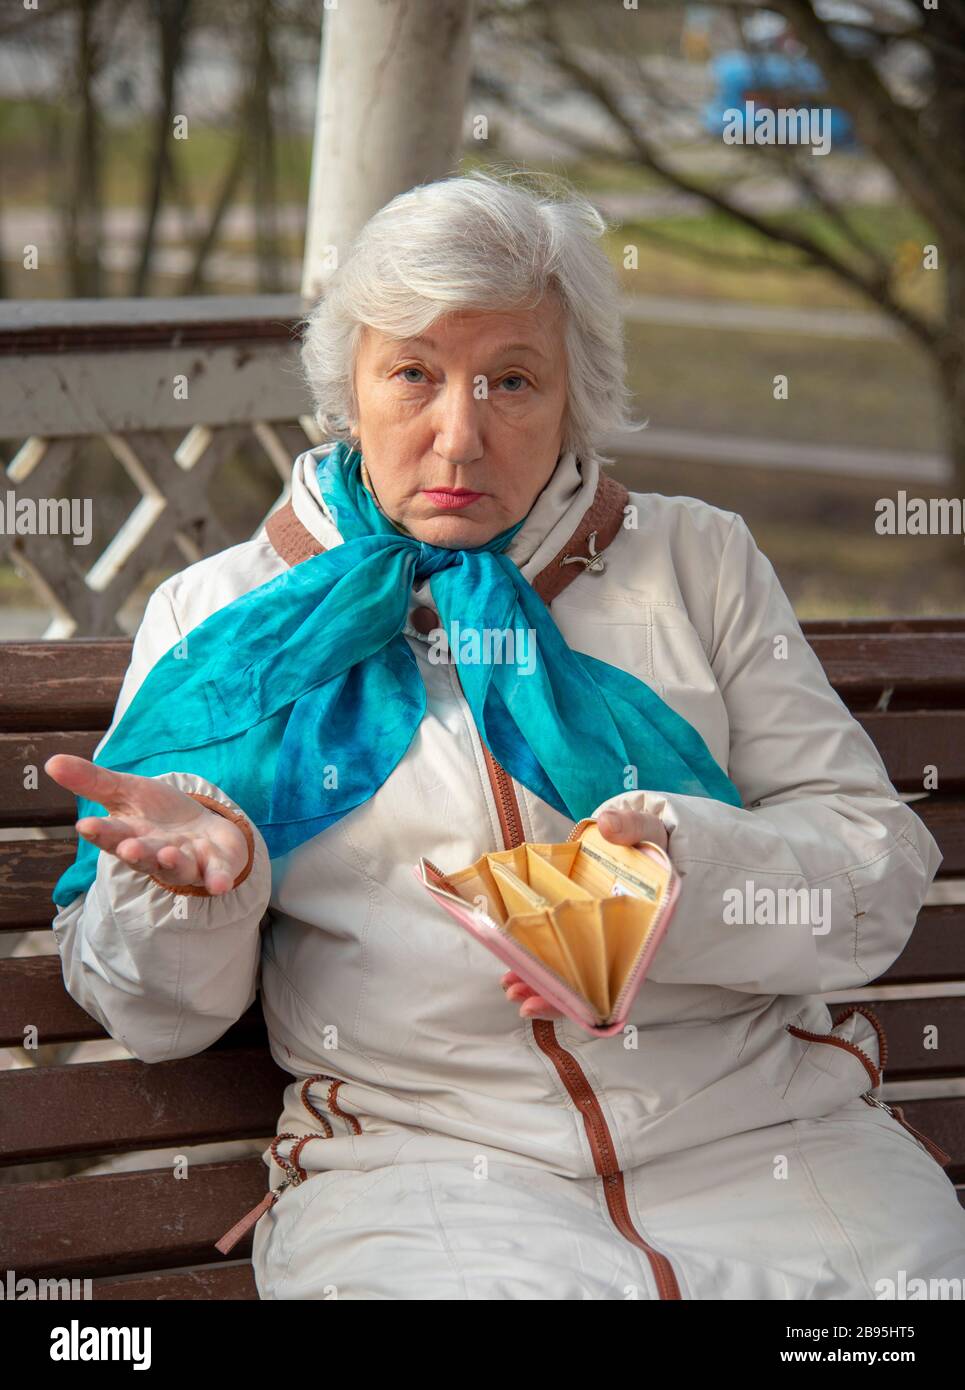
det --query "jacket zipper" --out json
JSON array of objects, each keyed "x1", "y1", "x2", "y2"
[
  {"x1": 472, "y1": 713, "x2": 682, "y2": 1300},
  {"x1": 787, "y1": 1004, "x2": 951, "y2": 1168}
]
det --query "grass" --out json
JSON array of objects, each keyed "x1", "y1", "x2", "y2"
[
  {"x1": 609, "y1": 203, "x2": 942, "y2": 317},
  {"x1": 623, "y1": 317, "x2": 943, "y2": 454},
  {"x1": 0, "y1": 98, "x2": 313, "y2": 213}
]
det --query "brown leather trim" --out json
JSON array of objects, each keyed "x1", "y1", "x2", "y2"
[
  {"x1": 265, "y1": 499, "x2": 326, "y2": 565},
  {"x1": 262, "y1": 462, "x2": 629, "y2": 610},
  {"x1": 530, "y1": 470, "x2": 629, "y2": 604},
  {"x1": 143, "y1": 791, "x2": 256, "y2": 898},
  {"x1": 785, "y1": 1022, "x2": 881, "y2": 1089},
  {"x1": 478, "y1": 731, "x2": 682, "y2": 1300}
]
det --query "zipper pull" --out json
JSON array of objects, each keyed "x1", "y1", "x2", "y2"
[
  {"x1": 889, "y1": 1103, "x2": 952, "y2": 1167},
  {"x1": 861, "y1": 1093, "x2": 951, "y2": 1167},
  {"x1": 214, "y1": 1176, "x2": 293, "y2": 1255}
]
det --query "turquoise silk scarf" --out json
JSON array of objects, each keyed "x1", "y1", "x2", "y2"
[{"x1": 52, "y1": 444, "x2": 742, "y2": 908}]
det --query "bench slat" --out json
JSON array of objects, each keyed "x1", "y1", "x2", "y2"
[
  {"x1": 855, "y1": 712, "x2": 965, "y2": 790},
  {"x1": 0, "y1": 1157, "x2": 268, "y2": 1280},
  {"x1": 801, "y1": 618, "x2": 965, "y2": 635},
  {"x1": 3, "y1": 911, "x2": 963, "y2": 1050},
  {"x1": 0, "y1": 731, "x2": 103, "y2": 827},
  {"x1": 0, "y1": 640, "x2": 131, "y2": 731},
  {"x1": 2, "y1": 629, "x2": 964, "y2": 733},
  {"x1": 807, "y1": 633, "x2": 965, "y2": 697},
  {"x1": 0, "y1": 957, "x2": 270, "y2": 1048},
  {"x1": 876, "y1": 905, "x2": 965, "y2": 985},
  {"x1": 832, "y1": 998, "x2": 965, "y2": 1082},
  {"x1": 916, "y1": 800, "x2": 965, "y2": 877},
  {"x1": 92, "y1": 1263, "x2": 258, "y2": 1299},
  {"x1": 0, "y1": 1050, "x2": 288, "y2": 1164},
  {"x1": 0, "y1": 999, "x2": 962, "y2": 1156},
  {"x1": 0, "y1": 838, "x2": 79, "y2": 930},
  {"x1": 1, "y1": 799, "x2": 963, "y2": 941},
  {"x1": 2, "y1": 718, "x2": 960, "y2": 828}
]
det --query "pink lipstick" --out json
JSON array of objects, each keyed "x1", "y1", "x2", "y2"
[{"x1": 422, "y1": 488, "x2": 484, "y2": 510}]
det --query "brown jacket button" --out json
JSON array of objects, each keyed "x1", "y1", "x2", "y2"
[{"x1": 411, "y1": 606, "x2": 441, "y2": 635}]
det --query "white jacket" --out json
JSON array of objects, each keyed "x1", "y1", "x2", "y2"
[{"x1": 52, "y1": 444, "x2": 961, "y2": 1299}]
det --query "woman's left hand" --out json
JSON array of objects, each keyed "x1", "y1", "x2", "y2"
[{"x1": 501, "y1": 808, "x2": 670, "y2": 1020}]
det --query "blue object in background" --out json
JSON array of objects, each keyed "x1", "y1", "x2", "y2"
[{"x1": 703, "y1": 50, "x2": 858, "y2": 150}]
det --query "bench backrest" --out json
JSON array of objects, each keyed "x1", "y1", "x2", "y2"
[{"x1": 1, "y1": 618, "x2": 964, "y2": 1297}]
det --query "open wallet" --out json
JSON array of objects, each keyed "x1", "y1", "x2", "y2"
[{"x1": 413, "y1": 817, "x2": 681, "y2": 1037}]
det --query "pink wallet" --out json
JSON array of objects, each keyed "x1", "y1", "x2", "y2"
[{"x1": 413, "y1": 816, "x2": 680, "y2": 1037}]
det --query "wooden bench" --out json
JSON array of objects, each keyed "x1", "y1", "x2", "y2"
[{"x1": 1, "y1": 616, "x2": 964, "y2": 1298}]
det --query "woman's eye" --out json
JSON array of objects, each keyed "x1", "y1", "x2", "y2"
[
  {"x1": 398, "y1": 367, "x2": 426, "y2": 384},
  {"x1": 497, "y1": 375, "x2": 528, "y2": 393}
]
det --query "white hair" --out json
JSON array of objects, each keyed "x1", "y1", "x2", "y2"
[{"x1": 296, "y1": 169, "x2": 644, "y2": 465}]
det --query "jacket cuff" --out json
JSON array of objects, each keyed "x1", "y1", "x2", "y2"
[{"x1": 144, "y1": 792, "x2": 256, "y2": 898}]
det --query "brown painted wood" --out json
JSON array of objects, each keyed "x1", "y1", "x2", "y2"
[
  {"x1": 3, "y1": 800, "x2": 962, "y2": 939},
  {"x1": 806, "y1": 633, "x2": 965, "y2": 696},
  {"x1": 0, "y1": 641, "x2": 131, "y2": 730},
  {"x1": 0, "y1": 838, "x2": 79, "y2": 931},
  {"x1": 0, "y1": 731, "x2": 103, "y2": 827},
  {"x1": 834, "y1": 998, "x2": 965, "y2": 1082},
  {"x1": 0, "y1": 1050, "x2": 289, "y2": 1164},
  {"x1": 2, "y1": 911, "x2": 961, "y2": 1052},
  {"x1": 4, "y1": 621, "x2": 964, "y2": 732},
  {"x1": 916, "y1": 801, "x2": 965, "y2": 877},
  {"x1": 0, "y1": 958, "x2": 269, "y2": 1048},
  {"x1": 91, "y1": 1263, "x2": 258, "y2": 1299},
  {"x1": 801, "y1": 618, "x2": 965, "y2": 635},
  {"x1": 877, "y1": 906, "x2": 965, "y2": 984},
  {"x1": 1, "y1": 1157, "x2": 268, "y2": 1279},
  {"x1": 854, "y1": 712, "x2": 965, "y2": 790}
]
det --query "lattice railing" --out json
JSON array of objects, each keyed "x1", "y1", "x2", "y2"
[{"x1": 0, "y1": 295, "x2": 318, "y2": 637}]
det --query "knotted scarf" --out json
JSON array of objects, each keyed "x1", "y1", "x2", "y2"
[{"x1": 52, "y1": 443, "x2": 742, "y2": 907}]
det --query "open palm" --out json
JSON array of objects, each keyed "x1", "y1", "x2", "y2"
[{"x1": 44, "y1": 753, "x2": 249, "y2": 895}]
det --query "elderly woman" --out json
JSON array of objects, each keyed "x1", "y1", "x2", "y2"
[{"x1": 48, "y1": 171, "x2": 965, "y2": 1301}]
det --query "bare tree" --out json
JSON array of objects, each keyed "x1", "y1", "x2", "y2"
[
  {"x1": 130, "y1": 0, "x2": 195, "y2": 296},
  {"x1": 64, "y1": 0, "x2": 108, "y2": 296},
  {"x1": 477, "y1": 0, "x2": 965, "y2": 493}
]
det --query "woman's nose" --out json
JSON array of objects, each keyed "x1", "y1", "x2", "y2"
[{"x1": 431, "y1": 387, "x2": 485, "y2": 468}]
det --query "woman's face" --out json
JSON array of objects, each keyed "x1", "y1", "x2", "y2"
[{"x1": 348, "y1": 296, "x2": 568, "y2": 548}]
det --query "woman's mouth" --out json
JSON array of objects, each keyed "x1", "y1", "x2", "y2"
[{"x1": 422, "y1": 488, "x2": 485, "y2": 510}]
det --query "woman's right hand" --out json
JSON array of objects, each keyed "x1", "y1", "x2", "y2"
[{"x1": 44, "y1": 753, "x2": 250, "y2": 895}]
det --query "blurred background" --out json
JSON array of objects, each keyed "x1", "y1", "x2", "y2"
[{"x1": 1, "y1": 0, "x2": 962, "y2": 639}]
